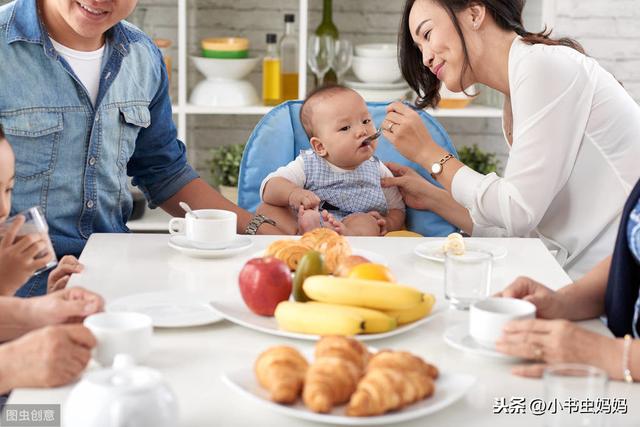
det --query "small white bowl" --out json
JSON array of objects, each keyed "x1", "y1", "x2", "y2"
[
  {"x1": 351, "y1": 55, "x2": 402, "y2": 84},
  {"x1": 469, "y1": 298, "x2": 536, "y2": 349},
  {"x1": 354, "y1": 43, "x2": 397, "y2": 58},
  {"x1": 191, "y1": 56, "x2": 260, "y2": 80}
]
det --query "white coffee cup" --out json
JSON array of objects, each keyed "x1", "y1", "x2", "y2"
[
  {"x1": 168, "y1": 209, "x2": 237, "y2": 248},
  {"x1": 84, "y1": 312, "x2": 153, "y2": 366},
  {"x1": 469, "y1": 297, "x2": 536, "y2": 349}
]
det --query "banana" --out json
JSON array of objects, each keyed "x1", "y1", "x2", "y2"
[
  {"x1": 306, "y1": 302, "x2": 397, "y2": 334},
  {"x1": 383, "y1": 293, "x2": 436, "y2": 325},
  {"x1": 303, "y1": 276, "x2": 423, "y2": 310},
  {"x1": 274, "y1": 301, "x2": 364, "y2": 336}
]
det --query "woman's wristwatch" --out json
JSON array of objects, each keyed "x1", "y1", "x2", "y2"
[
  {"x1": 244, "y1": 214, "x2": 277, "y2": 235},
  {"x1": 430, "y1": 153, "x2": 454, "y2": 179}
]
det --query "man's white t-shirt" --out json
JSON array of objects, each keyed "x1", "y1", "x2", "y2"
[{"x1": 50, "y1": 38, "x2": 105, "y2": 106}]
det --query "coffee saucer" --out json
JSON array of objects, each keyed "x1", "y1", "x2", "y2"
[
  {"x1": 443, "y1": 324, "x2": 520, "y2": 361},
  {"x1": 168, "y1": 235, "x2": 253, "y2": 259}
]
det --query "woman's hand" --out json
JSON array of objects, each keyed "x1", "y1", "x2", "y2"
[
  {"x1": 0, "y1": 216, "x2": 52, "y2": 296},
  {"x1": 496, "y1": 319, "x2": 614, "y2": 378},
  {"x1": 495, "y1": 276, "x2": 569, "y2": 320},
  {"x1": 381, "y1": 162, "x2": 444, "y2": 211},
  {"x1": 28, "y1": 287, "x2": 104, "y2": 329},
  {"x1": 0, "y1": 324, "x2": 96, "y2": 393},
  {"x1": 47, "y1": 255, "x2": 84, "y2": 292},
  {"x1": 382, "y1": 102, "x2": 439, "y2": 165}
]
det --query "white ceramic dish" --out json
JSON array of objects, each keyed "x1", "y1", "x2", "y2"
[
  {"x1": 443, "y1": 324, "x2": 520, "y2": 361},
  {"x1": 108, "y1": 291, "x2": 224, "y2": 328},
  {"x1": 168, "y1": 235, "x2": 253, "y2": 259},
  {"x1": 354, "y1": 43, "x2": 397, "y2": 58},
  {"x1": 191, "y1": 55, "x2": 260, "y2": 80},
  {"x1": 190, "y1": 79, "x2": 259, "y2": 107},
  {"x1": 222, "y1": 363, "x2": 475, "y2": 425},
  {"x1": 414, "y1": 240, "x2": 507, "y2": 263},
  {"x1": 209, "y1": 298, "x2": 442, "y2": 342},
  {"x1": 351, "y1": 56, "x2": 401, "y2": 84},
  {"x1": 249, "y1": 248, "x2": 387, "y2": 266}
]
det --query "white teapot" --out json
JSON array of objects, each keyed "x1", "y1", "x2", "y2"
[{"x1": 63, "y1": 354, "x2": 178, "y2": 427}]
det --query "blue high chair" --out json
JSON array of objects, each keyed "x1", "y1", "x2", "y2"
[{"x1": 238, "y1": 101, "x2": 458, "y2": 237}]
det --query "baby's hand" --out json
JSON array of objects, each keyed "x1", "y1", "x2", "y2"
[
  {"x1": 0, "y1": 216, "x2": 52, "y2": 296},
  {"x1": 368, "y1": 211, "x2": 388, "y2": 236},
  {"x1": 47, "y1": 255, "x2": 84, "y2": 293},
  {"x1": 288, "y1": 188, "x2": 320, "y2": 210}
]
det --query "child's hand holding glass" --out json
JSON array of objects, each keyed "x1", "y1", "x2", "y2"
[{"x1": 0, "y1": 215, "x2": 53, "y2": 296}]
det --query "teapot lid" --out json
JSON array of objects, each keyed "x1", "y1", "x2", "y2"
[{"x1": 86, "y1": 354, "x2": 165, "y2": 392}]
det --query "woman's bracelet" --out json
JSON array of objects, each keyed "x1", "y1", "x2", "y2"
[{"x1": 623, "y1": 334, "x2": 634, "y2": 383}]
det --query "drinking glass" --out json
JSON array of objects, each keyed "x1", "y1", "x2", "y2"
[
  {"x1": 0, "y1": 206, "x2": 57, "y2": 275},
  {"x1": 307, "y1": 35, "x2": 335, "y2": 86},
  {"x1": 543, "y1": 364, "x2": 608, "y2": 427},
  {"x1": 332, "y1": 39, "x2": 353, "y2": 84},
  {"x1": 444, "y1": 250, "x2": 492, "y2": 309}
]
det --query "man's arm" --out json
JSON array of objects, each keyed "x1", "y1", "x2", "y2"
[{"x1": 160, "y1": 178, "x2": 282, "y2": 235}]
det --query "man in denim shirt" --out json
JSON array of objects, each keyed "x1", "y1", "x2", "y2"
[{"x1": 0, "y1": 0, "x2": 280, "y2": 297}]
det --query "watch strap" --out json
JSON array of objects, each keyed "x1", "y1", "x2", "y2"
[{"x1": 244, "y1": 214, "x2": 276, "y2": 235}]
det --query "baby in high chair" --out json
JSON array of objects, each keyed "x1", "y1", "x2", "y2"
[{"x1": 257, "y1": 85, "x2": 405, "y2": 236}]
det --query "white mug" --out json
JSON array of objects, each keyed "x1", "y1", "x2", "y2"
[
  {"x1": 84, "y1": 312, "x2": 153, "y2": 366},
  {"x1": 469, "y1": 297, "x2": 536, "y2": 349},
  {"x1": 168, "y1": 209, "x2": 237, "y2": 248}
]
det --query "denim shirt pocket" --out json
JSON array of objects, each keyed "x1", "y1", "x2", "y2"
[
  {"x1": 117, "y1": 105, "x2": 151, "y2": 169},
  {"x1": 0, "y1": 111, "x2": 63, "y2": 179}
]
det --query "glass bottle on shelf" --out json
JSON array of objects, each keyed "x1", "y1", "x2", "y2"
[
  {"x1": 280, "y1": 14, "x2": 299, "y2": 101},
  {"x1": 263, "y1": 33, "x2": 282, "y2": 106},
  {"x1": 314, "y1": 0, "x2": 338, "y2": 86},
  {"x1": 153, "y1": 38, "x2": 173, "y2": 85}
]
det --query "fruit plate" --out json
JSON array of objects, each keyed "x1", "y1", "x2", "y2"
[
  {"x1": 249, "y1": 248, "x2": 388, "y2": 266},
  {"x1": 414, "y1": 240, "x2": 508, "y2": 262},
  {"x1": 209, "y1": 297, "x2": 442, "y2": 342},
  {"x1": 221, "y1": 365, "x2": 475, "y2": 425}
]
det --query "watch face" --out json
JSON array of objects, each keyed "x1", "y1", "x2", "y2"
[{"x1": 431, "y1": 163, "x2": 443, "y2": 175}]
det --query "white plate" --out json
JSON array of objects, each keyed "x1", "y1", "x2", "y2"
[
  {"x1": 345, "y1": 80, "x2": 409, "y2": 90},
  {"x1": 168, "y1": 235, "x2": 253, "y2": 259},
  {"x1": 414, "y1": 240, "x2": 507, "y2": 262},
  {"x1": 209, "y1": 298, "x2": 442, "y2": 342},
  {"x1": 107, "y1": 291, "x2": 223, "y2": 328},
  {"x1": 443, "y1": 324, "x2": 520, "y2": 361},
  {"x1": 222, "y1": 364, "x2": 475, "y2": 425}
]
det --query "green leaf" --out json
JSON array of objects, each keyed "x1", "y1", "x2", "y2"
[{"x1": 209, "y1": 143, "x2": 246, "y2": 187}]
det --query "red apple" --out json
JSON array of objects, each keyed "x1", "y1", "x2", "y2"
[{"x1": 238, "y1": 257, "x2": 292, "y2": 316}]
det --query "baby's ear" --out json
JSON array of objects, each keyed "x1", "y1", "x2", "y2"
[{"x1": 310, "y1": 137, "x2": 328, "y2": 157}]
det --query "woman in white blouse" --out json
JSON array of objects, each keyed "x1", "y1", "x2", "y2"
[{"x1": 382, "y1": 0, "x2": 640, "y2": 278}]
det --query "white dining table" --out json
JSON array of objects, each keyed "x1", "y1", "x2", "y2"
[{"x1": 8, "y1": 234, "x2": 639, "y2": 426}]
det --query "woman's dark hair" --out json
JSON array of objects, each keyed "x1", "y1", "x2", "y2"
[
  {"x1": 0, "y1": 124, "x2": 4, "y2": 140},
  {"x1": 399, "y1": 0, "x2": 585, "y2": 109}
]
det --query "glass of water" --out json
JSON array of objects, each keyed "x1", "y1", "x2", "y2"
[
  {"x1": 0, "y1": 206, "x2": 57, "y2": 275},
  {"x1": 543, "y1": 364, "x2": 608, "y2": 427},
  {"x1": 444, "y1": 250, "x2": 492, "y2": 309}
]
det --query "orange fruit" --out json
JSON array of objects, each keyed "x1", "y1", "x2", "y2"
[{"x1": 347, "y1": 263, "x2": 395, "y2": 282}]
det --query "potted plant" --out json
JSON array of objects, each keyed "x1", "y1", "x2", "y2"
[
  {"x1": 456, "y1": 144, "x2": 500, "y2": 175},
  {"x1": 209, "y1": 143, "x2": 246, "y2": 204}
]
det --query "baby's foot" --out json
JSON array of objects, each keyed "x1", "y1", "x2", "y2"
[
  {"x1": 297, "y1": 206, "x2": 322, "y2": 234},
  {"x1": 321, "y1": 210, "x2": 348, "y2": 235}
]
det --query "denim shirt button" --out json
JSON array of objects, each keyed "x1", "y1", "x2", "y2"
[
  {"x1": 95, "y1": 115, "x2": 100, "y2": 123},
  {"x1": 86, "y1": 200, "x2": 94, "y2": 209},
  {"x1": 88, "y1": 157, "x2": 96, "y2": 166}
]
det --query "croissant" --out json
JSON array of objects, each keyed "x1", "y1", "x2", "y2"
[
  {"x1": 316, "y1": 235, "x2": 352, "y2": 274},
  {"x1": 347, "y1": 351, "x2": 436, "y2": 417},
  {"x1": 300, "y1": 228, "x2": 339, "y2": 249},
  {"x1": 366, "y1": 350, "x2": 439, "y2": 379},
  {"x1": 255, "y1": 346, "x2": 309, "y2": 404},
  {"x1": 303, "y1": 336, "x2": 369, "y2": 413},
  {"x1": 265, "y1": 240, "x2": 312, "y2": 271}
]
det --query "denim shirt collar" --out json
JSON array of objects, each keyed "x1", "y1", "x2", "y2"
[{"x1": 6, "y1": 0, "x2": 132, "y2": 56}]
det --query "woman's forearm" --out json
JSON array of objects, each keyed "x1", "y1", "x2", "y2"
[
  {"x1": 0, "y1": 297, "x2": 36, "y2": 341},
  {"x1": 430, "y1": 188, "x2": 474, "y2": 235},
  {"x1": 262, "y1": 177, "x2": 298, "y2": 207},
  {"x1": 557, "y1": 256, "x2": 611, "y2": 320},
  {"x1": 598, "y1": 337, "x2": 640, "y2": 382}
]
